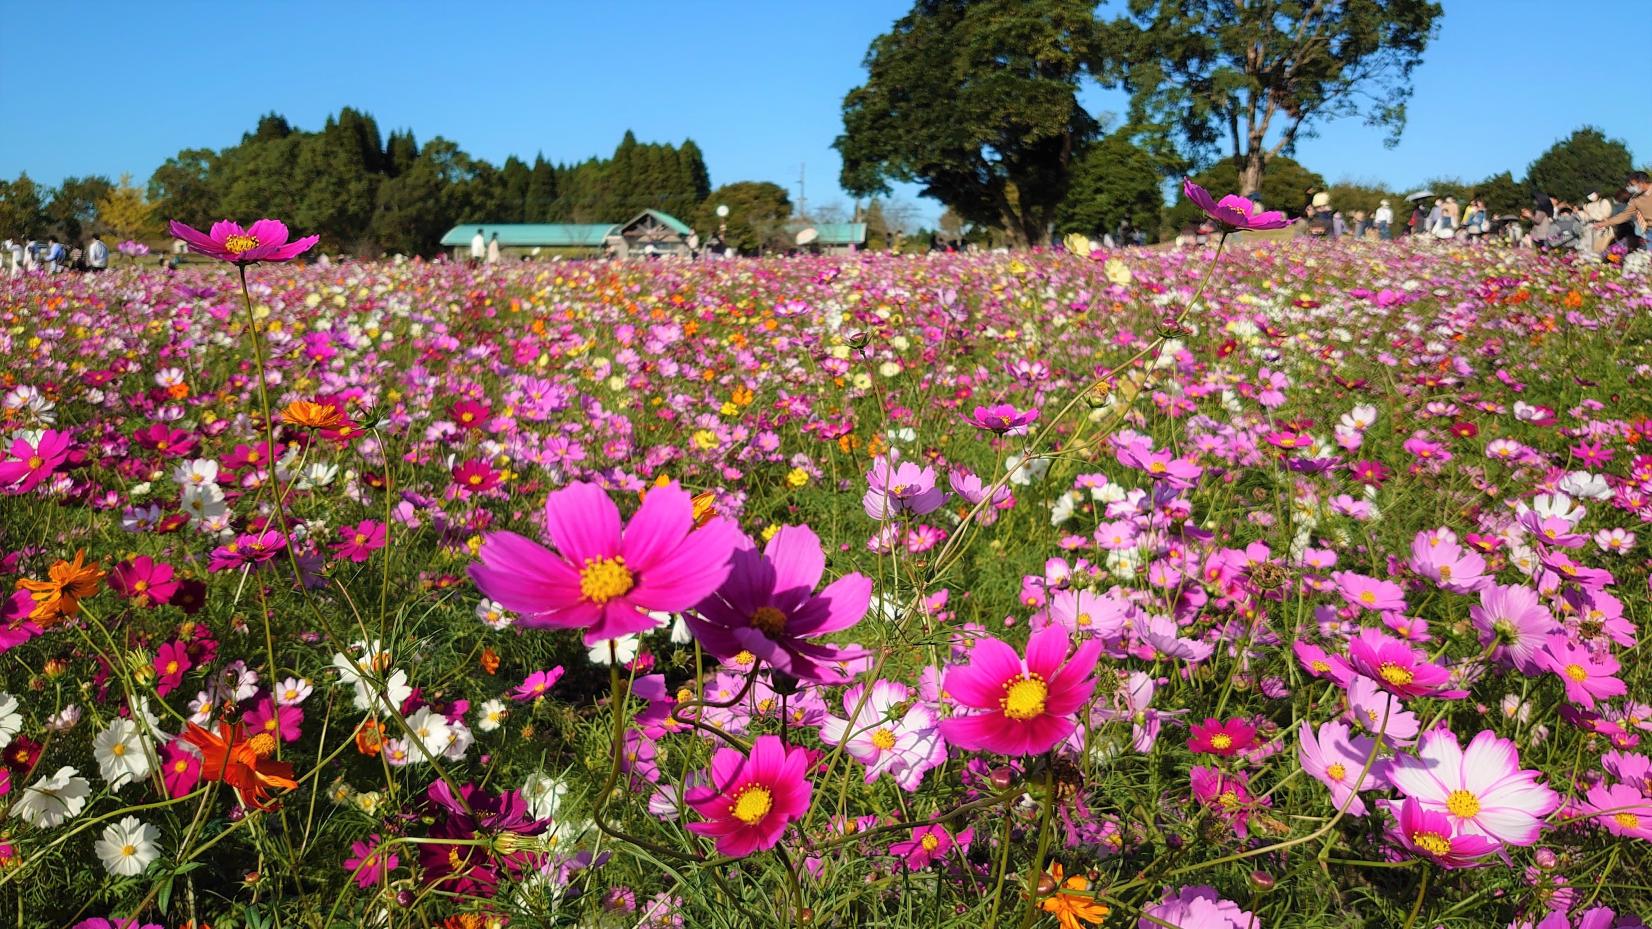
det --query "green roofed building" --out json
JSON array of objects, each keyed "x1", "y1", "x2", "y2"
[
  {"x1": 440, "y1": 210, "x2": 697, "y2": 259},
  {"x1": 791, "y1": 222, "x2": 868, "y2": 255}
]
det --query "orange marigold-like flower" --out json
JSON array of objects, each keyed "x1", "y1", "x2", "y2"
[
  {"x1": 280, "y1": 399, "x2": 345, "y2": 430},
  {"x1": 181, "y1": 721, "x2": 298, "y2": 810},
  {"x1": 354, "y1": 718, "x2": 386, "y2": 757},
  {"x1": 1039, "y1": 863, "x2": 1110, "y2": 929},
  {"x1": 16, "y1": 549, "x2": 104, "y2": 626}
]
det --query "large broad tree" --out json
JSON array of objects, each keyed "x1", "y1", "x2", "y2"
[
  {"x1": 696, "y1": 181, "x2": 792, "y2": 254},
  {"x1": 1105, "y1": 0, "x2": 1441, "y2": 197},
  {"x1": 1055, "y1": 131, "x2": 1163, "y2": 239},
  {"x1": 1525, "y1": 127, "x2": 1635, "y2": 203},
  {"x1": 836, "y1": 0, "x2": 1104, "y2": 247}
]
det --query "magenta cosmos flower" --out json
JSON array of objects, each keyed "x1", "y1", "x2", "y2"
[
  {"x1": 167, "y1": 219, "x2": 318, "y2": 265},
  {"x1": 0, "y1": 430, "x2": 72, "y2": 494},
  {"x1": 1391, "y1": 798, "x2": 1499, "y2": 868},
  {"x1": 1181, "y1": 179, "x2": 1291, "y2": 232},
  {"x1": 862, "y1": 457, "x2": 946, "y2": 519},
  {"x1": 1387, "y1": 728, "x2": 1559, "y2": 847},
  {"x1": 1187, "y1": 717, "x2": 1256, "y2": 757},
  {"x1": 967, "y1": 403, "x2": 1039, "y2": 435},
  {"x1": 686, "y1": 734, "x2": 812, "y2": 857},
  {"x1": 688, "y1": 525, "x2": 871, "y2": 683},
  {"x1": 1540, "y1": 635, "x2": 1627, "y2": 710},
  {"x1": 1583, "y1": 782, "x2": 1652, "y2": 841},
  {"x1": 938, "y1": 625, "x2": 1102, "y2": 756},
  {"x1": 470, "y1": 481, "x2": 740, "y2": 645},
  {"x1": 1345, "y1": 627, "x2": 1465, "y2": 699}
]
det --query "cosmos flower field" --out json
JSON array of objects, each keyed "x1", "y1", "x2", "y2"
[{"x1": 2, "y1": 231, "x2": 1652, "y2": 929}]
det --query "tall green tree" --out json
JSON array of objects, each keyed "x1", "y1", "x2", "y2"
[
  {"x1": 44, "y1": 175, "x2": 114, "y2": 241},
  {"x1": 1105, "y1": 0, "x2": 1442, "y2": 197},
  {"x1": 0, "y1": 173, "x2": 49, "y2": 238},
  {"x1": 524, "y1": 155, "x2": 559, "y2": 222},
  {"x1": 1525, "y1": 127, "x2": 1635, "y2": 203},
  {"x1": 1055, "y1": 131, "x2": 1163, "y2": 239},
  {"x1": 1470, "y1": 171, "x2": 1523, "y2": 217},
  {"x1": 147, "y1": 148, "x2": 220, "y2": 228},
  {"x1": 498, "y1": 156, "x2": 532, "y2": 223},
  {"x1": 836, "y1": 0, "x2": 1105, "y2": 247}
]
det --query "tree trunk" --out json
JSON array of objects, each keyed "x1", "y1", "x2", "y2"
[{"x1": 1238, "y1": 148, "x2": 1266, "y2": 201}]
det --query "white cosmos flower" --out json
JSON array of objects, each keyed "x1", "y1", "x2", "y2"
[
  {"x1": 522, "y1": 772, "x2": 569, "y2": 820},
  {"x1": 1527, "y1": 492, "x2": 1585, "y2": 525},
  {"x1": 0, "y1": 691, "x2": 20, "y2": 748},
  {"x1": 93, "y1": 718, "x2": 153, "y2": 789},
  {"x1": 179, "y1": 481, "x2": 227, "y2": 525},
  {"x1": 476, "y1": 698, "x2": 508, "y2": 733},
  {"x1": 1558, "y1": 471, "x2": 1612, "y2": 501},
  {"x1": 476, "y1": 598, "x2": 513, "y2": 630},
  {"x1": 1006, "y1": 454, "x2": 1049, "y2": 486},
  {"x1": 442, "y1": 720, "x2": 474, "y2": 761},
  {"x1": 587, "y1": 635, "x2": 639, "y2": 666},
  {"x1": 274, "y1": 677, "x2": 313, "y2": 706},
  {"x1": 95, "y1": 816, "x2": 160, "y2": 876},
  {"x1": 172, "y1": 458, "x2": 220, "y2": 487},
  {"x1": 402, "y1": 706, "x2": 454, "y2": 758},
  {"x1": 46, "y1": 703, "x2": 81, "y2": 732},
  {"x1": 13, "y1": 766, "x2": 91, "y2": 828}
]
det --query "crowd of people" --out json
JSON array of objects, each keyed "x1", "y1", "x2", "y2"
[{"x1": 4, "y1": 233, "x2": 110, "y2": 276}]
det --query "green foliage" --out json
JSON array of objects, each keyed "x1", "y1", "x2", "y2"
[
  {"x1": 1525, "y1": 126, "x2": 1635, "y2": 203},
  {"x1": 1469, "y1": 171, "x2": 1524, "y2": 217},
  {"x1": 836, "y1": 0, "x2": 1105, "y2": 246},
  {"x1": 44, "y1": 175, "x2": 114, "y2": 241},
  {"x1": 1164, "y1": 155, "x2": 1325, "y2": 232},
  {"x1": 696, "y1": 181, "x2": 792, "y2": 254},
  {"x1": 0, "y1": 172, "x2": 49, "y2": 237},
  {"x1": 96, "y1": 173, "x2": 160, "y2": 240},
  {"x1": 1325, "y1": 180, "x2": 1400, "y2": 217},
  {"x1": 1055, "y1": 130, "x2": 1163, "y2": 238},
  {"x1": 147, "y1": 148, "x2": 220, "y2": 230},
  {"x1": 1106, "y1": 0, "x2": 1443, "y2": 194}
]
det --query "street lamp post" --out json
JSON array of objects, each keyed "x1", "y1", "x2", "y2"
[{"x1": 715, "y1": 203, "x2": 729, "y2": 242}]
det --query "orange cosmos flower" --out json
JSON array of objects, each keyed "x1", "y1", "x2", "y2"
[
  {"x1": 479, "y1": 647, "x2": 500, "y2": 675},
  {"x1": 181, "y1": 721, "x2": 297, "y2": 810},
  {"x1": 16, "y1": 550, "x2": 104, "y2": 626},
  {"x1": 1039, "y1": 863, "x2": 1110, "y2": 929},
  {"x1": 280, "y1": 399, "x2": 344, "y2": 430}
]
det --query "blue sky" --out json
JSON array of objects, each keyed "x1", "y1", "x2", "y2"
[{"x1": 1, "y1": 0, "x2": 1646, "y2": 224}]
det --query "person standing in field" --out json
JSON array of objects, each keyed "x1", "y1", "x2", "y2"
[
  {"x1": 1374, "y1": 199, "x2": 1393, "y2": 239},
  {"x1": 486, "y1": 232, "x2": 501, "y2": 265},
  {"x1": 4, "y1": 239, "x2": 20, "y2": 276},
  {"x1": 86, "y1": 234, "x2": 109, "y2": 272},
  {"x1": 43, "y1": 236, "x2": 65, "y2": 273},
  {"x1": 470, "y1": 227, "x2": 485, "y2": 264}
]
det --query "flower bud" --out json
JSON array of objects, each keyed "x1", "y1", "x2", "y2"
[
  {"x1": 1249, "y1": 870, "x2": 1276, "y2": 893},
  {"x1": 989, "y1": 766, "x2": 1017, "y2": 790}
]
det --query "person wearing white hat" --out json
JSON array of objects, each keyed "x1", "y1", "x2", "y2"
[{"x1": 1374, "y1": 199, "x2": 1393, "y2": 240}]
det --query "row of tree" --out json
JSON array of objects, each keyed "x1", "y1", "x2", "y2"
[{"x1": 834, "y1": 0, "x2": 1641, "y2": 246}]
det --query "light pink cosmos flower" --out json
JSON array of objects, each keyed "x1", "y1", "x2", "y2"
[
  {"x1": 1470, "y1": 583, "x2": 1559, "y2": 674},
  {"x1": 1345, "y1": 676, "x2": 1421, "y2": 746},
  {"x1": 469, "y1": 481, "x2": 741, "y2": 645},
  {"x1": 686, "y1": 735, "x2": 812, "y2": 857},
  {"x1": 938, "y1": 626, "x2": 1102, "y2": 756},
  {"x1": 818, "y1": 681, "x2": 945, "y2": 792},
  {"x1": 1540, "y1": 636, "x2": 1627, "y2": 710},
  {"x1": 1387, "y1": 728, "x2": 1560, "y2": 847},
  {"x1": 1139, "y1": 884, "x2": 1258, "y2": 929},
  {"x1": 1181, "y1": 179, "x2": 1291, "y2": 232},
  {"x1": 1045, "y1": 588, "x2": 1129, "y2": 640},
  {"x1": 168, "y1": 219, "x2": 319, "y2": 265},
  {"x1": 862, "y1": 457, "x2": 946, "y2": 519},
  {"x1": 1410, "y1": 529, "x2": 1491, "y2": 593},
  {"x1": 1298, "y1": 720, "x2": 1386, "y2": 816},
  {"x1": 1332, "y1": 571, "x2": 1407, "y2": 612}
]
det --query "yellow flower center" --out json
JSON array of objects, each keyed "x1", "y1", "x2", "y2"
[
  {"x1": 1326, "y1": 763, "x2": 1347, "y2": 782},
  {"x1": 1359, "y1": 591, "x2": 1376, "y2": 605},
  {"x1": 26, "y1": 455, "x2": 43, "y2": 469},
  {"x1": 1411, "y1": 830, "x2": 1452, "y2": 856},
  {"x1": 165, "y1": 661, "x2": 179, "y2": 675},
  {"x1": 223, "y1": 234, "x2": 259, "y2": 255},
  {"x1": 731, "y1": 785, "x2": 773, "y2": 825},
  {"x1": 121, "y1": 843, "x2": 137, "y2": 857},
  {"x1": 579, "y1": 556, "x2": 635, "y2": 604},
  {"x1": 920, "y1": 834, "x2": 941, "y2": 852},
  {"x1": 1446, "y1": 789, "x2": 1480, "y2": 818},
  {"x1": 871, "y1": 728, "x2": 897, "y2": 750},
  {"x1": 1378, "y1": 663, "x2": 1414, "y2": 687},
  {"x1": 1217, "y1": 789, "x2": 1241, "y2": 812},
  {"x1": 1000, "y1": 673, "x2": 1049, "y2": 720},
  {"x1": 111, "y1": 743, "x2": 127, "y2": 756},
  {"x1": 1075, "y1": 612, "x2": 1092, "y2": 627},
  {"x1": 1564, "y1": 663, "x2": 1588, "y2": 683},
  {"x1": 1209, "y1": 733, "x2": 1233, "y2": 751},
  {"x1": 750, "y1": 606, "x2": 788, "y2": 637},
  {"x1": 1311, "y1": 660, "x2": 1331, "y2": 673},
  {"x1": 1438, "y1": 565, "x2": 1452, "y2": 579},
  {"x1": 247, "y1": 732, "x2": 278, "y2": 758},
  {"x1": 1614, "y1": 812, "x2": 1640, "y2": 830}
]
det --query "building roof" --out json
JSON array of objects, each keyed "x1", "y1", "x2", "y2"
[
  {"x1": 617, "y1": 209, "x2": 694, "y2": 237},
  {"x1": 439, "y1": 224, "x2": 614, "y2": 248},
  {"x1": 807, "y1": 223, "x2": 867, "y2": 246}
]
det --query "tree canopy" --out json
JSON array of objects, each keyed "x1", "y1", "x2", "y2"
[
  {"x1": 1105, "y1": 0, "x2": 1442, "y2": 197},
  {"x1": 1525, "y1": 126, "x2": 1635, "y2": 204},
  {"x1": 836, "y1": 0, "x2": 1105, "y2": 247},
  {"x1": 1054, "y1": 131, "x2": 1164, "y2": 239},
  {"x1": 696, "y1": 182, "x2": 792, "y2": 254}
]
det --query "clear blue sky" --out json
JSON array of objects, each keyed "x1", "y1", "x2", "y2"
[{"x1": 1, "y1": 0, "x2": 1646, "y2": 224}]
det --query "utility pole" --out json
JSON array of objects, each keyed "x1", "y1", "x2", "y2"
[{"x1": 797, "y1": 162, "x2": 807, "y2": 221}]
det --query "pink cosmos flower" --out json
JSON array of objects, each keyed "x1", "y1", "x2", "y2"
[
  {"x1": 1140, "y1": 884, "x2": 1259, "y2": 929},
  {"x1": 686, "y1": 735, "x2": 813, "y2": 857},
  {"x1": 470, "y1": 481, "x2": 740, "y2": 645},
  {"x1": 1187, "y1": 717, "x2": 1257, "y2": 757},
  {"x1": 938, "y1": 626, "x2": 1102, "y2": 756},
  {"x1": 107, "y1": 556, "x2": 179, "y2": 608},
  {"x1": 1298, "y1": 720, "x2": 1385, "y2": 816},
  {"x1": 819, "y1": 680, "x2": 945, "y2": 791},
  {"x1": 863, "y1": 457, "x2": 946, "y2": 519},
  {"x1": 1391, "y1": 798, "x2": 1499, "y2": 868},
  {"x1": 160, "y1": 740, "x2": 202, "y2": 798},
  {"x1": 1332, "y1": 571, "x2": 1407, "y2": 612},
  {"x1": 1540, "y1": 636, "x2": 1627, "y2": 710},
  {"x1": 689, "y1": 524, "x2": 871, "y2": 683},
  {"x1": 889, "y1": 823, "x2": 954, "y2": 870},
  {"x1": 1582, "y1": 782, "x2": 1652, "y2": 841},
  {"x1": 1181, "y1": 179, "x2": 1291, "y2": 231},
  {"x1": 967, "y1": 403, "x2": 1039, "y2": 435},
  {"x1": 331, "y1": 520, "x2": 387, "y2": 562},
  {"x1": 245, "y1": 697, "x2": 303, "y2": 743},
  {"x1": 1470, "y1": 583, "x2": 1558, "y2": 674},
  {"x1": 1046, "y1": 588, "x2": 1130, "y2": 640},
  {"x1": 153, "y1": 640, "x2": 192, "y2": 697},
  {"x1": 1410, "y1": 529, "x2": 1490, "y2": 593},
  {"x1": 0, "y1": 429, "x2": 72, "y2": 494},
  {"x1": 511, "y1": 667, "x2": 565, "y2": 701},
  {"x1": 1345, "y1": 627, "x2": 1465, "y2": 699},
  {"x1": 1346, "y1": 676, "x2": 1421, "y2": 746},
  {"x1": 1190, "y1": 766, "x2": 1268, "y2": 838},
  {"x1": 1387, "y1": 728, "x2": 1559, "y2": 847},
  {"x1": 342, "y1": 833, "x2": 400, "y2": 889},
  {"x1": 167, "y1": 219, "x2": 319, "y2": 265}
]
